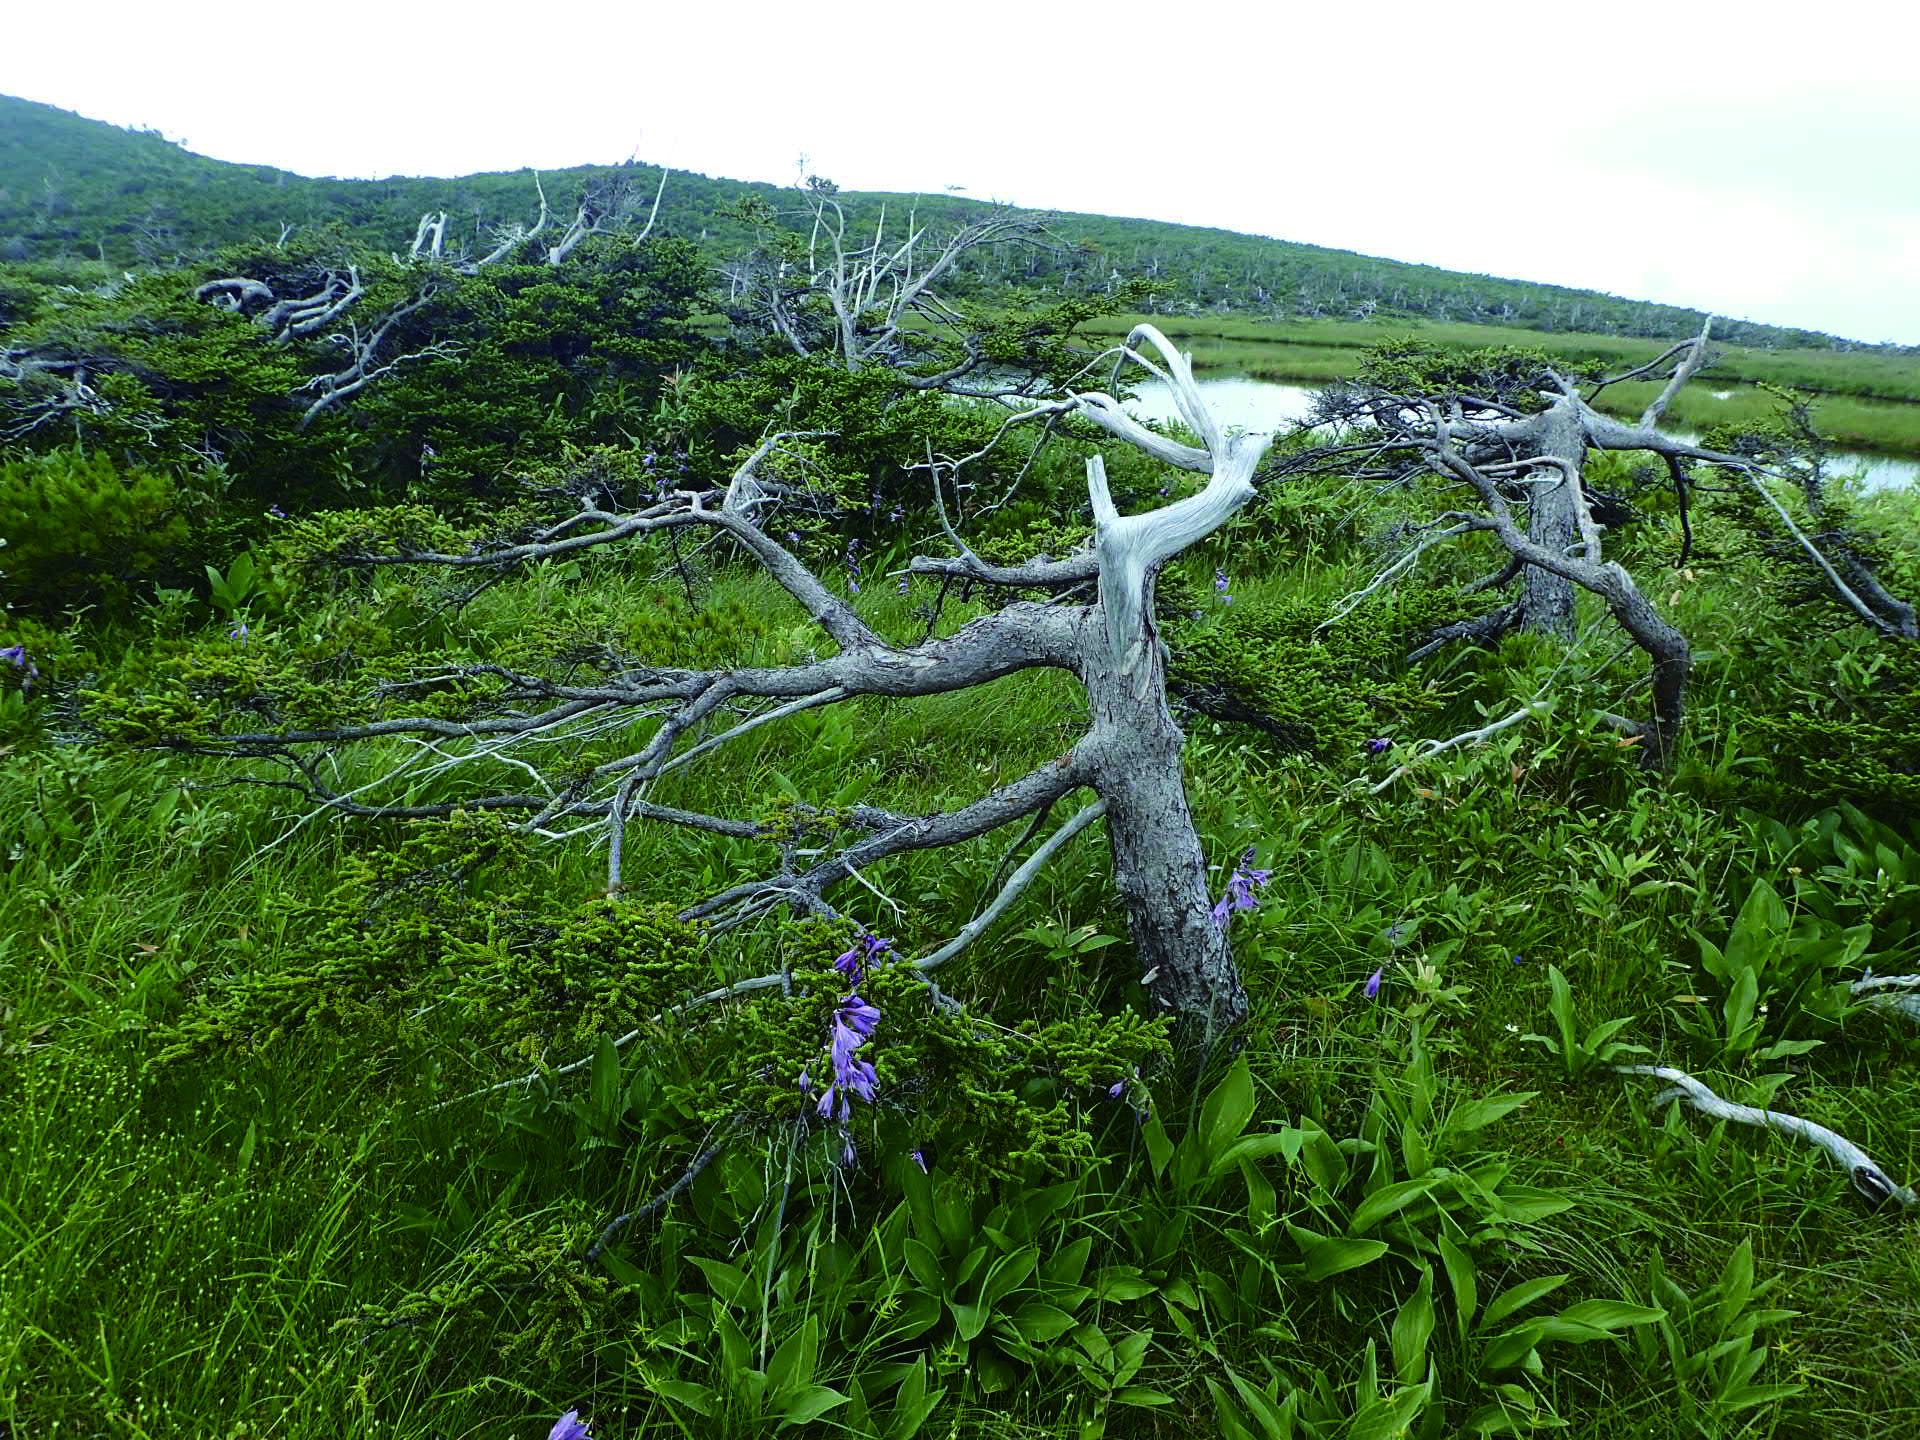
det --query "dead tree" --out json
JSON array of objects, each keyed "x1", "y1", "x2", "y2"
[
  {"x1": 197, "y1": 267, "x2": 371, "y2": 352},
  {"x1": 141, "y1": 326, "x2": 1265, "y2": 1041},
  {"x1": 1314, "y1": 322, "x2": 1911, "y2": 770},
  {"x1": 410, "y1": 168, "x2": 669, "y2": 271},
  {"x1": 731, "y1": 179, "x2": 1055, "y2": 390},
  {"x1": 0, "y1": 347, "x2": 118, "y2": 440}
]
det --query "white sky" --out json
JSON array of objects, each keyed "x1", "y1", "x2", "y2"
[{"x1": 5, "y1": 0, "x2": 1917, "y2": 344}]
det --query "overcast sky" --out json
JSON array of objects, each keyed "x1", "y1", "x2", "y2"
[{"x1": 5, "y1": 0, "x2": 1916, "y2": 344}]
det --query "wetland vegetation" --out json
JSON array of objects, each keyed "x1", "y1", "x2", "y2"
[{"x1": 5, "y1": 93, "x2": 1920, "y2": 1440}]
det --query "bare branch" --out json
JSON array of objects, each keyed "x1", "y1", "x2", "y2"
[{"x1": 1616, "y1": 1064, "x2": 1917, "y2": 1210}]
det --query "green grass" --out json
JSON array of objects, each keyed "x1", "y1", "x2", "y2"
[{"x1": 6, "y1": 478, "x2": 1920, "y2": 1439}]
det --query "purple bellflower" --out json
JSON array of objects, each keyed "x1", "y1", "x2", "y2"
[
  {"x1": 833, "y1": 931, "x2": 894, "y2": 985},
  {"x1": 548, "y1": 1410, "x2": 592, "y2": 1440},
  {"x1": 814, "y1": 993, "x2": 881, "y2": 1122},
  {"x1": 0, "y1": 644, "x2": 39, "y2": 693},
  {"x1": 1210, "y1": 847, "x2": 1273, "y2": 927},
  {"x1": 1365, "y1": 967, "x2": 1385, "y2": 999},
  {"x1": 1214, "y1": 568, "x2": 1233, "y2": 604},
  {"x1": 228, "y1": 621, "x2": 249, "y2": 645},
  {"x1": 1364, "y1": 736, "x2": 1391, "y2": 755}
]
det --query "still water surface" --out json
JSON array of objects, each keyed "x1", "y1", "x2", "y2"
[{"x1": 1123, "y1": 376, "x2": 1920, "y2": 492}]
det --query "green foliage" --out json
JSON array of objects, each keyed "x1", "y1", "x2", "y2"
[
  {"x1": 357, "y1": 238, "x2": 706, "y2": 503},
  {"x1": 1633, "y1": 1241, "x2": 1804, "y2": 1435},
  {"x1": 1356, "y1": 338, "x2": 1605, "y2": 409},
  {"x1": 1520, "y1": 964, "x2": 1652, "y2": 1081},
  {"x1": 1735, "y1": 626, "x2": 1920, "y2": 809},
  {"x1": 1677, "y1": 878, "x2": 1866, "y2": 1065},
  {"x1": 0, "y1": 447, "x2": 197, "y2": 616},
  {"x1": 9, "y1": 127, "x2": 1920, "y2": 1438},
  {"x1": 1165, "y1": 582, "x2": 1463, "y2": 755}
]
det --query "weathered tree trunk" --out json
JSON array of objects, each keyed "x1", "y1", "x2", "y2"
[
  {"x1": 1520, "y1": 398, "x2": 1589, "y2": 639},
  {"x1": 1078, "y1": 595, "x2": 1248, "y2": 1035}
]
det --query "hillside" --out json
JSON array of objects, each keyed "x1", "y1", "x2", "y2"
[{"x1": 0, "y1": 92, "x2": 1878, "y2": 352}]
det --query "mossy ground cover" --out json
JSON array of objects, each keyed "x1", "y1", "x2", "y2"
[{"x1": 5, "y1": 460, "x2": 1920, "y2": 1440}]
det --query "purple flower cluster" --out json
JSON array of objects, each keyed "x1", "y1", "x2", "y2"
[
  {"x1": 0, "y1": 643, "x2": 40, "y2": 694},
  {"x1": 804, "y1": 929, "x2": 895, "y2": 1158},
  {"x1": 846, "y1": 537, "x2": 863, "y2": 595},
  {"x1": 1210, "y1": 847, "x2": 1273, "y2": 927},
  {"x1": 548, "y1": 1410, "x2": 591, "y2": 1440},
  {"x1": 1214, "y1": 569, "x2": 1233, "y2": 604},
  {"x1": 815, "y1": 993, "x2": 881, "y2": 1122},
  {"x1": 834, "y1": 930, "x2": 894, "y2": 985}
]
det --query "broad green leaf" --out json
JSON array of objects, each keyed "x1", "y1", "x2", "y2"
[
  {"x1": 1716, "y1": 1382, "x2": 1807, "y2": 1413},
  {"x1": 766, "y1": 1313, "x2": 818, "y2": 1395},
  {"x1": 1211, "y1": 1129, "x2": 1309, "y2": 1174},
  {"x1": 1391, "y1": 1268, "x2": 1436, "y2": 1383},
  {"x1": 1297, "y1": 1125, "x2": 1348, "y2": 1193},
  {"x1": 1539, "y1": 1299, "x2": 1663, "y2": 1339},
  {"x1": 1545, "y1": 965, "x2": 1578, "y2": 1054},
  {"x1": 1716, "y1": 1239, "x2": 1755, "y2": 1336},
  {"x1": 1724, "y1": 967, "x2": 1762, "y2": 1055},
  {"x1": 932, "y1": 1180, "x2": 974, "y2": 1253},
  {"x1": 1225, "y1": 1366, "x2": 1298, "y2": 1439},
  {"x1": 1348, "y1": 1174, "x2": 1444, "y2": 1234},
  {"x1": 689, "y1": 1255, "x2": 752, "y2": 1308},
  {"x1": 1496, "y1": 1185, "x2": 1575, "y2": 1223},
  {"x1": 1241, "y1": 1157, "x2": 1276, "y2": 1229},
  {"x1": 1092, "y1": 1266, "x2": 1156, "y2": 1302},
  {"x1": 1201, "y1": 1057, "x2": 1258, "y2": 1163},
  {"x1": 775, "y1": 1384, "x2": 848, "y2": 1426},
  {"x1": 1347, "y1": 1375, "x2": 1433, "y2": 1440},
  {"x1": 1304, "y1": 1237, "x2": 1390, "y2": 1282},
  {"x1": 1726, "y1": 880, "x2": 1788, "y2": 976},
  {"x1": 1113, "y1": 1386, "x2": 1177, "y2": 1407},
  {"x1": 1110, "y1": 1328, "x2": 1152, "y2": 1381},
  {"x1": 888, "y1": 1379, "x2": 947, "y2": 1440},
  {"x1": 901, "y1": 1238, "x2": 944, "y2": 1295},
  {"x1": 1479, "y1": 1323, "x2": 1546, "y2": 1373},
  {"x1": 981, "y1": 1247, "x2": 1038, "y2": 1308},
  {"x1": 1142, "y1": 1109, "x2": 1175, "y2": 1180},
  {"x1": 1478, "y1": 1274, "x2": 1571, "y2": 1333},
  {"x1": 1007, "y1": 1301, "x2": 1078, "y2": 1342},
  {"x1": 1438, "y1": 1233, "x2": 1478, "y2": 1346},
  {"x1": 1205, "y1": 1379, "x2": 1262, "y2": 1440},
  {"x1": 1043, "y1": 1234, "x2": 1093, "y2": 1288},
  {"x1": 589, "y1": 1033, "x2": 621, "y2": 1119},
  {"x1": 652, "y1": 1379, "x2": 714, "y2": 1415},
  {"x1": 950, "y1": 1299, "x2": 989, "y2": 1341}
]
